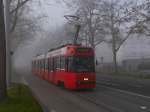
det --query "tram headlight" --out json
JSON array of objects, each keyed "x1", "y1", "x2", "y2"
[{"x1": 84, "y1": 78, "x2": 88, "y2": 81}]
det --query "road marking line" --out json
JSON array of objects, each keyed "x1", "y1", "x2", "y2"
[
  {"x1": 127, "y1": 84, "x2": 143, "y2": 88},
  {"x1": 77, "y1": 94, "x2": 124, "y2": 112},
  {"x1": 97, "y1": 84, "x2": 150, "y2": 99},
  {"x1": 51, "y1": 109, "x2": 56, "y2": 112},
  {"x1": 140, "y1": 106, "x2": 147, "y2": 110},
  {"x1": 98, "y1": 82, "x2": 119, "y2": 86},
  {"x1": 97, "y1": 81, "x2": 143, "y2": 88}
]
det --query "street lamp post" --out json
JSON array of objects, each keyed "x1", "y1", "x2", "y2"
[
  {"x1": 4, "y1": 0, "x2": 11, "y2": 87},
  {"x1": 0, "y1": 0, "x2": 7, "y2": 98}
]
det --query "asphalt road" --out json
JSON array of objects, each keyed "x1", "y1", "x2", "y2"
[
  {"x1": 24, "y1": 74, "x2": 150, "y2": 112},
  {"x1": 96, "y1": 74, "x2": 150, "y2": 97}
]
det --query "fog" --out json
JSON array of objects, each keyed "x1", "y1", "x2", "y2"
[
  {"x1": 13, "y1": 30, "x2": 150, "y2": 77},
  {"x1": 12, "y1": 0, "x2": 150, "y2": 78},
  {"x1": 13, "y1": 25, "x2": 66, "y2": 75},
  {"x1": 11, "y1": 0, "x2": 69, "y2": 76}
]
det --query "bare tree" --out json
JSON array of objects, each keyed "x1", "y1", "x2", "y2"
[
  {"x1": 62, "y1": 0, "x2": 137, "y2": 73},
  {"x1": 11, "y1": 14, "x2": 42, "y2": 52},
  {"x1": 131, "y1": 0, "x2": 150, "y2": 36},
  {"x1": 9, "y1": 0, "x2": 44, "y2": 51},
  {"x1": 76, "y1": 0, "x2": 105, "y2": 48},
  {"x1": 9, "y1": 0, "x2": 31, "y2": 33},
  {"x1": 70, "y1": 0, "x2": 137, "y2": 73},
  {"x1": 62, "y1": 0, "x2": 105, "y2": 48},
  {"x1": 0, "y1": 0, "x2": 7, "y2": 99},
  {"x1": 4, "y1": 0, "x2": 43, "y2": 86},
  {"x1": 96, "y1": 0, "x2": 137, "y2": 73}
]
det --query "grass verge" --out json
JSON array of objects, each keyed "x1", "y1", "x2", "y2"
[{"x1": 0, "y1": 83, "x2": 43, "y2": 112}]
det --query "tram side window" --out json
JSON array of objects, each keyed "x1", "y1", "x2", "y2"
[
  {"x1": 41, "y1": 59, "x2": 43, "y2": 69},
  {"x1": 39, "y1": 60, "x2": 41, "y2": 69},
  {"x1": 40, "y1": 59, "x2": 43, "y2": 69},
  {"x1": 60, "y1": 57, "x2": 65, "y2": 70},
  {"x1": 67, "y1": 57, "x2": 74, "y2": 72},
  {"x1": 39, "y1": 60, "x2": 41, "y2": 70},
  {"x1": 54, "y1": 57, "x2": 58, "y2": 71},
  {"x1": 55, "y1": 57, "x2": 58, "y2": 71},
  {"x1": 45, "y1": 59, "x2": 46, "y2": 69},
  {"x1": 39, "y1": 60, "x2": 40, "y2": 70},
  {"x1": 38, "y1": 60, "x2": 40, "y2": 69},
  {"x1": 37, "y1": 60, "x2": 38, "y2": 69},
  {"x1": 40, "y1": 60, "x2": 42, "y2": 70},
  {"x1": 52, "y1": 58, "x2": 55, "y2": 71},
  {"x1": 43, "y1": 59, "x2": 44, "y2": 69},
  {"x1": 35, "y1": 61, "x2": 37, "y2": 69},
  {"x1": 32, "y1": 61, "x2": 33, "y2": 69},
  {"x1": 42, "y1": 59, "x2": 44, "y2": 70},
  {"x1": 36, "y1": 61, "x2": 37, "y2": 69},
  {"x1": 48, "y1": 58, "x2": 51, "y2": 72},
  {"x1": 35, "y1": 60, "x2": 37, "y2": 69},
  {"x1": 56, "y1": 58, "x2": 58, "y2": 70},
  {"x1": 56, "y1": 57, "x2": 60, "y2": 71},
  {"x1": 38, "y1": 60, "x2": 39, "y2": 69},
  {"x1": 45, "y1": 59, "x2": 48, "y2": 70},
  {"x1": 43, "y1": 60, "x2": 44, "y2": 69},
  {"x1": 33, "y1": 61, "x2": 34, "y2": 69},
  {"x1": 34, "y1": 61, "x2": 35, "y2": 69}
]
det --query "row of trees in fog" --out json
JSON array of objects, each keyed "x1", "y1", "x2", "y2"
[
  {"x1": 0, "y1": 0, "x2": 43, "y2": 100},
  {"x1": 62, "y1": 0, "x2": 150, "y2": 73},
  {"x1": 9, "y1": 0, "x2": 43, "y2": 52}
]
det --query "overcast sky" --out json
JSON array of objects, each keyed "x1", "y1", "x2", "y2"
[
  {"x1": 29, "y1": 0, "x2": 72, "y2": 30},
  {"x1": 14, "y1": 0, "x2": 150, "y2": 71}
]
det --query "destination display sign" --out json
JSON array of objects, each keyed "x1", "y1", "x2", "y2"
[{"x1": 77, "y1": 48, "x2": 91, "y2": 52}]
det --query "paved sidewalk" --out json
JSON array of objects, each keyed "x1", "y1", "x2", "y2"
[{"x1": 24, "y1": 75, "x2": 106, "y2": 112}]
